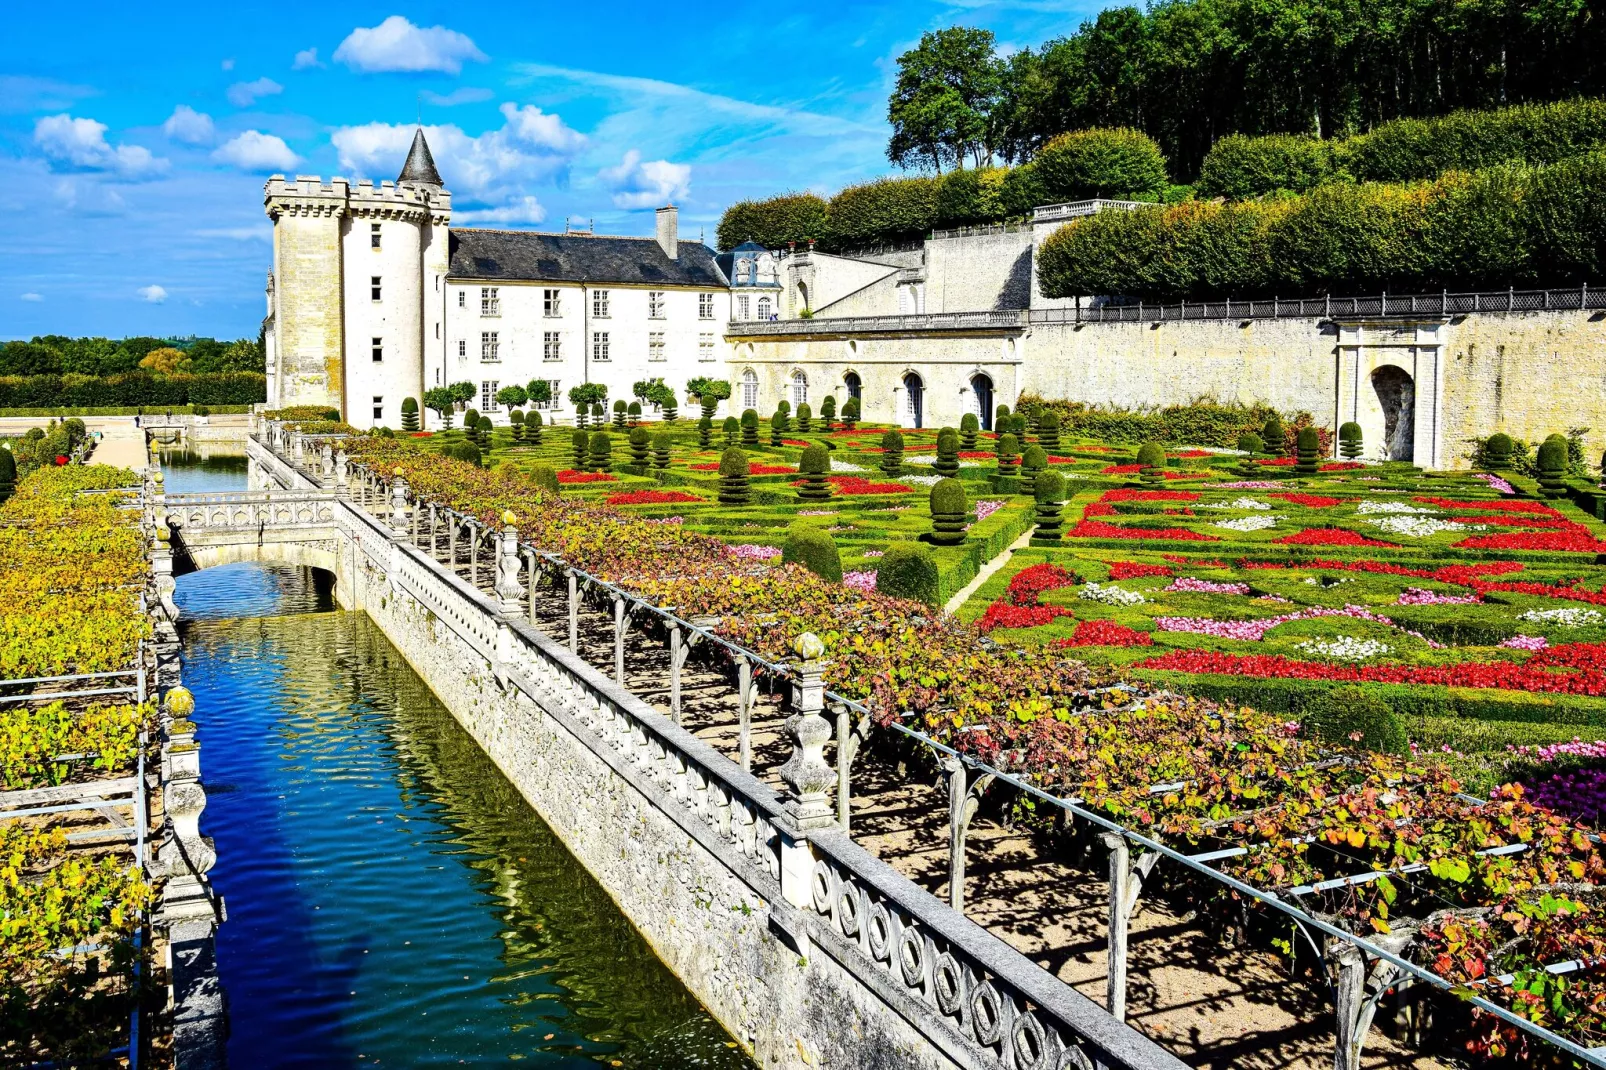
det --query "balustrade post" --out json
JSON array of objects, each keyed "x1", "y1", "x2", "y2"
[
  {"x1": 320, "y1": 443, "x2": 333, "y2": 479},
  {"x1": 428, "y1": 505, "x2": 439, "y2": 558},
  {"x1": 613, "y1": 595, "x2": 626, "y2": 686},
  {"x1": 1103, "y1": 831, "x2": 1133, "y2": 1022},
  {"x1": 447, "y1": 514, "x2": 458, "y2": 573},
  {"x1": 156, "y1": 686, "x2": 219, "y2": 933},
  {"x1": 567, "y1": 570, "x2": 579, "y2": 652},
  {"x1": 835, "y1": 702, "x2": 853, "y2": 833},
  {"x1": 668, "y1": 620, "x2": 683, "y2": 723},
  {"x1": 738, "y1": 655, "x2": 754, "y2": 772},
  {"x1": 495, "y1": 512, "x2": 524, "y2": 615},
  {"x1": 467, "y1": 520, "x2": 479, "y2": 587},
  {"x1": 777, "y1": 633, "x2": 834, "y2": 909},
  {"x1": 946, "y1": 757, "x2": 966, "y2": 912},
  {"x1": 388, "y1": 469, "x2": 410, "y2": 536},
  {"x1": 334, "y1": 450, "x2": 349, "y2": 499},
  {"x1": 524, "y1": 549, "x2": 540, "y2": 624}
]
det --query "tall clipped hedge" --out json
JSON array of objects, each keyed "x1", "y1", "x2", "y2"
[
  {"x1": 934, "y1": 167, "x2": 1010, "y2": 227},
  {"x1": 1038, "y1": 153, "x2": 1606, "y2": 300},
  {"x1": 1195, "y1": 134, "x2": 1335, "y2": 199},
  {"x1": 716, "y1": 193, "x2": 829, "y2": 250},
  {"x1": 1032, "y1": 129, "x2": 1168, "y2": 202},
  {"x1": 826, "y1": 177, "x2": 940, "y2": 247},
  {"x1": 0, "y1": 372, "x2": 267, "y2": 408}
]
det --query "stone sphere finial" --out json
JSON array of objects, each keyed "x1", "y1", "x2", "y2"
[
  {"x1": 793, "y1": 631, "x2": 825, "y2": 661},
  {"x1": 393, "y1": 466, "x2": 406, "y2": 477},
  {"x1": 164, "y1": 686, "x2": 195, "y2": 716},
  {"x1": 502, "y1": 509, "x2": 518, "y2": 526},
  {"x1": 153, "y1": 471, "x2": 165, "y2": 485}
]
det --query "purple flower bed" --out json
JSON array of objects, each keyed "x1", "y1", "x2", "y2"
[{"x1": 1522, "y1": 767, "x2": 1606, "y2": 825}]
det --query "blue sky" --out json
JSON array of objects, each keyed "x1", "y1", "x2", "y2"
[{"x1": 1, "y1": 2, "x2": 1100, "y2": 340}]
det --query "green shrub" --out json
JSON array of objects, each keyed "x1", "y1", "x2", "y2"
[
  {"x1": 999, "y1": 163, "x2": 1045, "y2": 218},
  {"x1": 740, "y1": 408, "x2": 760, "y2": 446},
  {"x1": 1031, "y1": 471, "x2": 1067, "y2": 546},
  {"x1": 1294, "y1": 426, "x2": 1321, "y2": 476},
  {"x1": 574, "y1": 402, "x2": 588, "y2": 430},
  {"x1": 877, "y1": 543, "x2": 939, "y2": 607},
  {"x1": 532, "y1": 464, "x2": 559, "y2": 495},
  {"x1": 1237, "y1": 431, "x2": 1263, "y2": 457},
  {"x1": 526, "y1": 410, "x2": 542, "y2": 446},
  {"x1": 841, "y1": 396, "x2": 860, "y2": 428},
  {"x1": 879, "y1": 429, "x2": 905, "y2": 477},
  {"x1": 1485, "y1": 432, "x2": 1514, "y2": 469},
  {"x1": 1538, "y1": 432, "x2": 1569, "y2": 496},
  {"x1": 651, "y1": 432, "x2": 671, "y2": 470},
  {"x1": 820, "y1": 395, "x2": 836, "y2": 428},
  {"x1": 770, "y1": 410, "x2": 786, "y2": 447},
  {"x1": 1020, "y1": 444, "x2": 1047, "y2": 484},
  {"x1": 718, "y1": 447, "x2": 751, "y2": 505},
  {"x1": 628, "y1": 425, "x2": 650, "y2": 467},
  {"x1": 929, "y1": 477, "x2": 967, "y2": 546},
  {"x1": 995, "y1": 403, "x2": 1011, "y2": 430},
  {"x1": 508, "y1": 409, "x2": 525, "y2": 444},
  {"x1": 0, "y1": 449, "x2": 13, "y2": 503},
  {"x1": 697, "y1": 416, "x2": 714, "y2": 449},
  {"x1": 590, "y1": 402, "x2": 604, "y2": 425},
  {"x1": 782, "y1": 523, "x2": 842, "y2": 582},
  {"x1": 1300, "y1": 686, "x2": 1407, "y2": 754},
  {"x1": 959, "y1": 413, "x2": 980, "y2": 450},
  {"x1": 796, "y1": 402, "x2": 812, "y2": 433},
  {"x1": 628, "y1": 401, "x2": 642, "y2": 422},
  {"x1": 571, "y1": 428, "x2": 589, "y2": 470},
  {"x1": 1033, "y1": 128, "x2": 1168, "y2": 202},
  {"x1": 1136, "y1": 441, "x2": 1166, "y2": 484},
  {"x1": 1037, "y1": 410, "x2": 1060, "y2": 451},
  {"x1": 400, "y1": 396, "x2": 420, "y2": 432},
  {"x1": 798, "y1": 445, "x2": 831, "y2": 501},
  {"x1": 935, "y1": 166, "x2": 1010, "y2": 227},
  {"x1": 464, "y1": 408, "x2": 480, "y2": 431},
  {"x1": 1196, "y1": 133, "x2": 1335, "y2": 199},
  {"x1": 474, "y1": 416, "x2": 492, "y2": 451},
  {"x1": 717, "y1": 192, "x2": 828, "y2": 250},
  {"x1": 996, "y1": 432, "x2": 1020, "y2": 478},
  {"x1": 933, "y1": 428, "x2": 960, "y2": 478},
  {"x1": 826, "y1": 176, "x2": 939, "y2": 248},
  {"x1": 1261, "y1": 415, "x2": 1285, "y2": 454},
  {"x1": 451, "y1": 440, "x2": 482, "y2": 466},
  {"x1": 588, "y1": 430, "x2": 612, "y2": 473},
  {"x1": 1338, "y1": 421, "x2": 1362, "y2": 459},
  {"x1": 723, "y1": 415, "x2": 740, "y2": 447}
]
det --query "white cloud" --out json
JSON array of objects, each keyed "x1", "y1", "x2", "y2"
[
  {"x1": 292, "y1": 48, "x2": 323, "y2": 71},
  {"x1": 195, "y1": 226, "x2": 273, "y2": 242},
  {"x1": 421, "y1": 86, "x2": 493, "y2": 107},
  {"x1": 332, "y1": 103, "x2": 584, "y2": 209},
  {"x1": 333, "y1": 16, "x2": 487, "y2": 74},
  {"x1": 52, "y1": 178, "x2": 128, "y2": 215},
  {"x1": 34, "y1": 114, "x2": 167, "y2": 178},
  {"x1": 599, "y1": 150, "x2": 690, "y2": 210},
  {"x1": 213, "y1": 131, "x2": 299, "y2": 171},
  {"x1": 163, "y1": 105, "x2": 215, "y2": 145},
  {"x1": 20, "y1": 293, "x2": 43, "y2": 302},
  {"x1": 138, "y1": 284, "x2": 168, "y2": 304},
  {"x1": 454, "y1": 196, "x2": 545, "y2": 225},
  {"x1": 227, "y1": 78, "x2": 284, "y2": 108}
]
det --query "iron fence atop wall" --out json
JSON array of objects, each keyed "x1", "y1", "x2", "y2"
[
  {"x1": 727, "y1": 310, "x2": 1028, "y2": 336},
  {"x1": 1031, "y1": 284, "x2": 1606, "y2": 325}
]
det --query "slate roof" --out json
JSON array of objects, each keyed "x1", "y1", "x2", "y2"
[
  {"x1": 449, "y1": 229, "x2": 730, "y2": 287},
  {"x1": 397, "y1": 129, "x2": 443, "y2": 187}
]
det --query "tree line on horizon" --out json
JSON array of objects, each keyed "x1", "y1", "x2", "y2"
[{"x1": 0, "y1": 335, "x2": 264, "y2": 379}]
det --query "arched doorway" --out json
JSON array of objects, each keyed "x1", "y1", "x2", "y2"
[
  {"x1": 842, "y1": 372, "x2": 861, "y2": 402},
  {"x1": 1371, "y1": 366, "x2": 1415, "y2": 461},
  {"x1": 903, "y1": 372, "x2": 924, "y2": 429},
  {"x1": 970, "y1": 374, "x2": 994, "y2": 431}
]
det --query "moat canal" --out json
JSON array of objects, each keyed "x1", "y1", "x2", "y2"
[{"x1": 162, "y1": 450, "x2": 749, "y2": 1068}]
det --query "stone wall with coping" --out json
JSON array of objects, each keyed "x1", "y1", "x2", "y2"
[{"x1": 925, "y1": 229, "x2": 1033, "y2": 314}]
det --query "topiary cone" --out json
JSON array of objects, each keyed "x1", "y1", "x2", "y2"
[
  {"x1": 880, "y1": 429, "x2": 905, "y2": 477},
  {"x1": 1236, "y1": 432, "x2": 1263, "y2": 477},
  {"x1": 1486, "y1": 432, "x2": 1514, "y2": 470},
  {"x1": 1538, "y1": 433, "x2": 1569, "y2": 498},
  {"x1": 527, "y1": 410, "x2": 543, "y2": 446},
  {"x1": 723, "y1": 415, "x2": 740, "y2": 448},
  {"x1": 1038, "y1": 410, "x2": 1061, "y2": 451},
  {"x1": 796, "y1": 402, "x2": 812, "y2": 433},
  {"x1": 697, "y1": 416, "x2": 713, "y2": 449},
  {"x1": 770, "y1": 411, "x2": 786, "y2": 447},
  {"x1": 612, "y1": 400, "x2": 627, "y2": 430},
  {"x1": 959, "y1": 413, "x2": 979, "y2": 451},
  {"x1": 1136, "y1": 441, "x2": 1166, "y2": 485},
  {"x1": 651, "y1": 432, "x2": 672, "y2": 471},
  {"x1": 628, "y1": 425, "x2": 650, "y2": 468},
  {"x1": 1338, "y1": 421, "x2": 1362, "y2": 460},
  {"x1": 508, "y1": 409, "x2": 525, "y2": 444},
  {"x1": 1261, "y1": 415, "x2": 1286, "y2": 455},
  {"x1": 1294, "y1": 426, "x2": 1321, "y2": 476},
  {"x1": 995, "y1": 432, "x2": 1021, "y2": 491},
  {"x1": 718, "y1": 447, "x2": 751, "y2": 505},
  {"x1": 740, "y1": 408, "x2": 760, "y2": 447},
  {"x1": 934, "y1": 427, "x2": 960, "y2": 478},
  {"x1": 798, "y1": 445, "x2": 832, "y2": 501},
  {"x1": 588, "y1": 430, "x2": 612, "y2": 473},
  {"x1": 1020, "y1": 444, "x2": 1047, "y2": 485},
  {"x1": 1030, "y1": 471, "x2": 1066, "y2": 546},
  {"x1": 571, "y1": 428, "x2": 590, "y2": 470},
  {"x1": 928, "y1": 477, "x2": 967, "y2": 546}
]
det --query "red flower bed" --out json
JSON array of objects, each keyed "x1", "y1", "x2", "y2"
[
  {"x1": 690, "y1": 462, "x2": 796, "y2": 475},
  {"x1": 1274, "y1": 528, "x2": 1398, "y2": 548},
  {"x1": 1415, "y1": 497, "x2": 1558, "y2": 514},
  {"x1": 1232, "y1": 557, "x2": 1524, "y2": 583},
  {"x1": 1169, "y1": 450, "x2": 1213, "y2": 459},
  {"x1": 1268, "y1": 493, "x2": 1345, "y2": 508},
  {"x1": 958, "y1": 451, "x2": 995, "y2": 460},
  {"x1": 1068, "y1": 519, "x2": 1220, "y2": 542},
  {"x1": 606, "y1": 490, "x2": 703, "y2": 506},
  {"x1": 409, "y1": 431, "x2": 434, "y2": 438},
  {"x1": 1005, "y1": 563, "x2": 1079, "y2": 606},
  {"x1": 1134, "y1": 643, "x2": 1606, "y2": 697},
  {"x1": 823, "y1": 475, "x2": 912, "y2": 495},
  {"x1": 557, "y1": 470, "x2": 617, "y2": 484},
  {"x1": 1468, "y1": 578, "x2": 1606, "y2": 606},
  {"x1": 782, "y1": 439, "x2": 813, "y2": 447},
  {"x1": 1454, "y1": 524, "x2": 1606, "y2": 553},
  {"x1": 1083, "y1": 502, "x2": 1116, "y2": 517},
  {"x1": 1108, "y1": 561, "x2": 1174, "y2": 580},
  {"x1": 1320, "y1": 462, "x2": 1367, "y2": 472},
  {"x1": 1256, "y1": 457, "x2": 1296, "y2": 466},
  {"x1": 1103, "y1": 488, "x2": 1200, "y2": 503},
  {"x1": 978, "y1": 602, "x2": 1070, "y2": 631},
  {"x1": 1053, "y1": 619, "x2": 1154, "y2": 648}
]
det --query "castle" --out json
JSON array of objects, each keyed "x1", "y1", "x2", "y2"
[{"x1": 265, "y1": 130, "x2": 1606, "y2": 468}]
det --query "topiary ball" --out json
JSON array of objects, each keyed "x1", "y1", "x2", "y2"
[
  {"x1": 929, "y1": 477, "x2": 967, "y2": 545},
  {"x1": 1021, "y1": 444, "x2": 1048, "y2": 483},
  {"x1": 1237, "y1": 432, "x2": 1263, "y2": 455},
  {"x1": 1031, "y1": 470, "x2": 1067, "y2": 546},
  {"x1": 588, "y1": 430, "x2": 613, "y2": 472},
  {"x1": 1486, "y1": 432, "x2": 1514, "y2": 469},
  {"x1": 782, "y1": 523, "x2": 842, "y2": 582},
  {"x1": 959, "y1": 412, "x2": 980, "y2": 449},
  {"x1": 877, "y1": 543, "x2": 940, "y2": 607},
  {"x1": 718, "y1": 447, "x2": 751, "y2": 505},
  {"x1": 1538, "y1": 433, "x2": 1569, "y2": 497},
  {"x1": 1338, "y1": 421, "x2": 1363, "y2": 460},
  {"x1": 1261, "y1": 415, "x2": 1285, "y2": 454}
]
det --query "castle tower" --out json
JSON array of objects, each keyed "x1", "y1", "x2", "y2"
[{"x1": 264, "y1": 129, "x2": 450, "y2": 425}]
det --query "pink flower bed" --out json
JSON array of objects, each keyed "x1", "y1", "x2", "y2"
[
  {"x1": 727, "y1": 543, "x2": 781, "y2": 561},
  {"x1": 1397, "y1": 587, "x2": 1481, "y2": 605},
  {"x1": 1501, "y1": 634, "x2": 1550, "y2": 650},
  {"x1": 1207, "y1": 481, "x2": 1282, "y2": 490},
  {"x1": 1165, "y1": 577, "x2": 1251, "y2": 595},
  {"x1": 843, "y1": 570, "x2": 878, "y2": 591},
  {"x1": 1153, "y1": 603, "x2": 1441, "y2": 646},
  {"x1": 973, "y1": 500, "x2": 1005, "y2": 524}
]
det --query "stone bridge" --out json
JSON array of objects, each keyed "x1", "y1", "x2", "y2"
[{"x1": 147, "y1": 428, "x2": 1183, "y2": 1070}]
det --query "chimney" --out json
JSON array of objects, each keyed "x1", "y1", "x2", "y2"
[{"x1": 656, "y1": 205, "x2": 678, "y2": 260}]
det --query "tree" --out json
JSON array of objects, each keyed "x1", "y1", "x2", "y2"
[
  {"x1": 496, "y1": 384, "x2": 528, "y2": 410},
  {"x1": 646, "y1": 381, "x2": 678, "y2": 421},
  {"x1": 887, "y1": 27, "x2": 1006, "y2": 173},
  {"x1": 424, "y1": 386, "x2": 456, "y2": 429},
  {"x1": 449, "y1": 381, "x2": 476, "y2": 406},
  {"x1": 686, "y1": 377, "x2": 731, "y2": 421},
  {"x1": 138, "y1": 347, "x2": 187, "y2": 375},
  {"x1": 525, "y1": 379, "x2": 552, "y2": 408}
]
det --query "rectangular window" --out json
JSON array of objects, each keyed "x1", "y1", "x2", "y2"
[
  {"x1": 458, "y1": 291, "x2": 466, "y2": 308},
  {"x1": 543, "y1": 288, "x2": 561, "y2": 317},
  {"x1": 372, "y1": 395, "x2": 383, "y2": 421},
  {"x1": 592, "y1": 289, "x2": 610, "y2": 318},
  {"x1": 736, "y1": 294, "x2": 750, "y2": 320},
  {"x1": 481, "y1": 331, "x2": 499, "y2": 362},
  {"x1": 370, "y1": 223, "x2": 382, "y2": 249},
  {"x1": 592, "y1": 331, "x2": 610, "y2": 362},
  {"x1": 698, "y1": 333, "x2": 715, "y2": 362},
  {"x1": 458, "y1": 340, "x2": 466, "y2": 359},
  {"x1": 543, "y1": 331, "x2": 562, "y2": 362},
  {"x1": 481, "y1": 286, "x2": 499, "y2": 316},
  {"x1": 371, "y1": 337, "x2": 383, "y2": 363},
  {"x1": 698, "y1": 293, "x2": 715, "y2": 319},
  {"x1": 482, "y1": 380, "x2": 500, "y2": 412},
  {"x1": 648, "y1": 290, "x2": 666, "y2": 319},
  {"x1": 648, "y1": 332, "x2": 666, "y2": 362},
  {"x1": 371, "y1": 276, "x2": 382, "y2": 302}
]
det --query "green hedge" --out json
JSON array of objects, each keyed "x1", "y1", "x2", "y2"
[
  {"x1": 934, "y1": 167, "x2": 1010, "y2": 227},
  {"x1": 826, "y1": 177, "x2": 940, "y2": 247},
  {"x1": 0, "y1": 372, "x2": 267, "y2": 408},
  {"x1": 715, "y1": 193, "x2": 829, "y2": 250},
  {"x1": 1195, "y1": 134, "x2": 1335, "y2": 199},
  {"x1": 1039, "y1": 153, "x2": 1606, "y2": 299},
  {"x1": 1032, "y1": 128, "x2": 1168, "y2": 202},
  {"x1": 1016, "y1": 394, "x2": 1328, "y2": 451}
]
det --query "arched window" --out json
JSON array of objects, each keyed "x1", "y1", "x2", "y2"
[
  {"x1": 903, "y1": 372, "x2": 924, "y2": 429},
  {"x1": 757, "y1": 296, "x2": 772, "y2": 320},
  {"x1": 742, "y1": 369, "x2": 759, "y2": 410},
  {"x1": 791, "y1": 370, "x2": 808, "y2": 408},
  {"x1": 843, "y1": 371, "x2": 862, "y2": 401}
]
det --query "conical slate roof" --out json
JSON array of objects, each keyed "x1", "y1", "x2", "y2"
[{"x1": 397, "y1": 128, "x2": 442, "y2": 187}]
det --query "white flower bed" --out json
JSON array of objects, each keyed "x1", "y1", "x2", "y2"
[
  {"x1": 1204, "y1": 497, "x2": 1274, "y2": 511},
  {"x1": 1213, "y1": 514, "x2": 1281, "y2": 532},
  {"x1": 1294, "y1": 637, "x2": 1393, "y2": 661},
  {"x1": 1519, "y1": 607, "x2": 1605, "y2": 627},
  {"x1": 1369, "y1": 515, "x2": 1482, "y2": 538},
  {"x1": 1356, "y1": 500, "x2": 1434, "y2": 515},
  {"x1": 1079, "y1": 582, "x2": 1148, "y2": 606}
]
